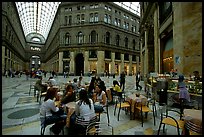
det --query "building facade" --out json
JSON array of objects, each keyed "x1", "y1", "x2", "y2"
[
  {"x1": 2, "y1": 2, "x2": 140, "y2": 76},
  {"x1": 139, "y1": 2, "x2": 202, "y2": 77}
]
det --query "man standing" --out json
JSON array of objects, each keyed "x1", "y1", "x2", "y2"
[
  {"x1": 120, "y1": 71, "x2": 126, "y2": 91},
  {"x1": 136, "y1": 72, "x2": 142, "y2": 90}
]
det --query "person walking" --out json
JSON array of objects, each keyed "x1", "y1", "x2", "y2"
[
  {"x1": 120, "y1": 71, "x2": 126, "y2": 91},
  {"x1": 136, "y1": 72, "x2": 142, "y2": 90}
]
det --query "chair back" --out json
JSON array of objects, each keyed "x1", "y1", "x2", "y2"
[{"x1": 86, "y1": 122, "x2": 113, "y2": 135}]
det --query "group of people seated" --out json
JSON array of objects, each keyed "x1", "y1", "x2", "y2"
[{"x1": 38, "y1": 75, "x2": 117, "y2": 135}]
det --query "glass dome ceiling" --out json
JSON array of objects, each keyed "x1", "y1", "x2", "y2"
[
  {"x1": 15, "y1": 2, "x2": 61, "y2": 43},
  {"x1": 15, "y1": 2, "x2": 140, "y2": 43},
  {"x1": 114, "y1": 2, "x2": 140, "y2": 16}
]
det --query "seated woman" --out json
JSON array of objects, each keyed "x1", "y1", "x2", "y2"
[
  {"x1": 35, "y1": 75, "x2": 48, "y2": 93},
  {"x1": 110, "y1": 80, "x2": 122, "y2": 103},
  {"x1": 61, "y1": 83, "x2": 76, "y2": 105},
  {"x1": 87, "y1": 76, "x2": 96, "y2": 99},
  {"x1": 40, "y1": 87, "x2": 67, "y2": 135},
  {"x1": 69, "y1": 88, "x2": 97, "y2": 135},
  {"x1": 47, "y1": 76, "x2": 57, "y2": 87},
  {"x1": 93, "y1": 82, "x2": 107, "y2": 113}
]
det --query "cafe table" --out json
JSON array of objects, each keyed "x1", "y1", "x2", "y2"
[
  {"x1": 183, "y1": 109, "x2": 202, "y2": 135},
  {"x1": 126, "y1": 94, "x2": 147, "y2": 119}
]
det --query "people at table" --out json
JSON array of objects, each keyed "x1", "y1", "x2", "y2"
[
  {"x1": 69, "y1": 88, "x2": 97, "y2": 135},
  {"x1": 40, "y1": 87, "x2": 66, "y2": 135},
  {"x1": 93, "y1": 83, "x2": 107, "y2": 113},
  {"x1": 77, "y1": 76, "x2": 85, "y2": 88},
  {"x1": 34, "y1": 75, "x2": 48, "y2": 93},
  {"x1": 177, "y1": 74, "x2": 191, "y2": 113},
  {"x1": 47, "y1": 76, "x2": 57, "y2": 87},
  {"x1": 61, "y1": 83, "x2": 76, "y2": 105}
]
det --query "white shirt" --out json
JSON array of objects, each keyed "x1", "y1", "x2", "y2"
[
  {"x1": 96, "y1": 90, "x2": 107, "y2": 106},
  {"x1": 40, "y1": 99, "x2": 59, "y2": 117},
  {"x1": 49, "y1": 79, "x2": 57, "y2": 86},
  {"x1": 75, "y1": 99, "x2": 96, "y2": 121}
]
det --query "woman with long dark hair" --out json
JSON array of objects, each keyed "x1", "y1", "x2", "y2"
[
  {"x1": 61, "y1": 83, "x2": 76, "y2": 104},
  {"x1": 69, "y1": 88, "x2": 96, "y2": 135},
  {"x1": 40, "y1": 87, "x2": 66, "y2": 135}
]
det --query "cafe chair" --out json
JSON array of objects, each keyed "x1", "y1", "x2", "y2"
[
  {"x1": 37, "y1": 90, "x2": 47, "y2": 104},
  {"x1": 185, "y1": 119, "x2": 202, "y2": 135},
  {"x1": 86, "y1": 122, "x2": 114, "y2": 135},
  {"x1": 134, "y1": 97, "x2": 156, "y2": 127},
  {"x1": 40, "y1": 113, "x2": 65, "y2": 135},
  {"x1": 28, "y1": 82, "x2": 36, "y2": 96},
  {"x1": 157, "y1": 103, "x2": 184, "y2": 135},
  {"x1": 114, "y1": 96, "x2": 131, "y2": 121},
  {"x1": 72, "y1": 115, "x2": 99, "y2": 135}
]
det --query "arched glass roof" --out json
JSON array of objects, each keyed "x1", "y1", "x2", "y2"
[
  {"x1": 15, "y1": 2, "x2": 61, "y2": 43},
  {"x1": 114, "y1": 2, "x2": 140, "y2": 16},
  {"x1": 15, "y1": 2, "x2": 139, "y2": 43}
]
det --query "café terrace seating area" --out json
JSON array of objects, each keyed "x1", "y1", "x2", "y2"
[{"x1": 2, "y1": 75, "x2": 202, "y2": 135}]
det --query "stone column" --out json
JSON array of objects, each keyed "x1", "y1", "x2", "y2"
[
  {"x1": 136, "y1": 56, "x2": 140, "y2": 73},
  {"x1": 129, "y1": 55, "x2": 132, "y2": 76},
  {"x1": 173, "y1": 2, "x2": 202, "y2": 75},
  {"x1": 97, "y1": 51, "x2": 105, "y2": 76},
  {"x1": 58, "y1": 52, "x2": 63, "y2": 73},
  {"x1": 121, "y1": 53, "x2": 124, "y2": 74},
  {"x1": 111, "y1": 52, "x2": 115, "y2": 75},
  {"x1": 84, "y1": 51, "x2": 90, "y2": 76},
  {"x1": 144, "y1": 30, "x2": 149, "y2": 75},
  {"x1": 2, "y1": 46, "x2": 5, "y2": 72},
  {"x1": 70, "y1": 51, "x2": 75, "y2": 75},
  {"x1": 154, "y1": 7, "x2": 159, "y2": 73}
]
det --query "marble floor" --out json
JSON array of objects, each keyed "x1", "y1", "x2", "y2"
[{"x1": 2, "y1": 75, "x2": 181, "y2": 135}]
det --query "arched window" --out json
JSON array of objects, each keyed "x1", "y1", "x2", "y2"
[
  {"x1": 125, "y1": 37, "x2": 128, "y2": 48},
  {"x1": 68, "y1": 15, "x2": 72, "y2": 25},
  {"x1": 116, "y1": 34, "x2": 120, "y2": 46},
  {"x1": 133, "y1": 39, "x2": 136, "y2": 50},
  {"x1": 91, "y1": 30, "x2": 96, "y2": 44},
  {"x1": 65, "y1": 33, "x2": 70, "y2": 45},
  {"x1": 106, "y1": 32, "x2": 110, "y2": 44},
  {"x1": 77, "y1": 31, "x2": 84, "y2": 44}
]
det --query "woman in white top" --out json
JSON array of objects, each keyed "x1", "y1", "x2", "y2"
[
  {"x1": 40, "y1": 87, "x2": 66, "y2": 135},
  {"x1": 69, "y1": 88, "x2": 97, "y2": 135},
  {"x1": 93, "y1": 82, "x2": 107, "y2": 113},
  {"x1": 75, "y1": 89, "x2": 96, "y2": 123}
]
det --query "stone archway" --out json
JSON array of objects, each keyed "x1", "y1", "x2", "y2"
[{"x1": 75, "y1": 53, "x2": 84, "y2": 76}]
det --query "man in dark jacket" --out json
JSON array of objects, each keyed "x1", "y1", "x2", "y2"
[
  {"x1": 136, "y1": 72, "x2": 142, "y2": 90},
  {"x1": 120, "y1": 71, "x2": 126, "y2": 91}
]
